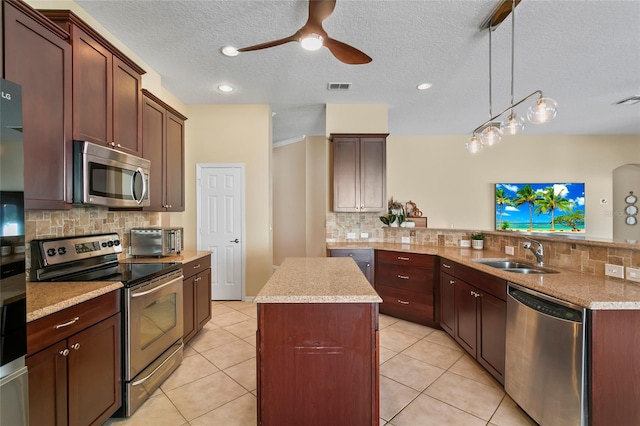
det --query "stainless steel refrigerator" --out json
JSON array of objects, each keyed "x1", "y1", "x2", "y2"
[{"x1": 0, "y1": 78, "x2": 29, "y2": 426}]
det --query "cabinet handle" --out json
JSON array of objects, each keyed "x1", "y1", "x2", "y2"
[
  {"x1": 194, "y1": 277, "x2": 201, "y2": 282},
  {"x1": 60, "y1": 349, "x2": 69, "y2": 357},
  {"x1": 348, "y1": 253, "x2": 353, "y2": 257},
  {"x1": 55, "y1": 317, "x2": 80, "y2": 329},
  {"x1": 397, "y1": 256, "x2": 410, "y2": 261},
  {"x1": 449, "y1": 280, "x2": 455, "y2": 284},
  {"x1": 193, "y1": 264, "x2": 201, "y2": 269},
  {"x1": 442, "y1": 263, "x2": 451, "y2": 269},
  {"x1": 71, "y1": 343, "x2": 80, "y2": 351},
  {"x1": 397, "y1": 274, "x2": 410, "y2": 280},
  {"x1": 116, "y1": 143, "x2": 121, "y2": 148},
  {"x1": 397, "y1": 299, "x2": 409, "y2": 305}
]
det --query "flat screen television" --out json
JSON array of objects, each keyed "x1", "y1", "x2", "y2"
[{"x1": 494, "y1": 183, "x2": 585, "y2": 233}]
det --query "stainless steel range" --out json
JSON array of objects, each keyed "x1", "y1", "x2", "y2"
[{"x1": 30, "y1": 233, "x2": 184, "y2": 417}]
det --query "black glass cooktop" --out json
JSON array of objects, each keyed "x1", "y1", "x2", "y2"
[{"x1": 52, "y1": 262, "x2": 181, "y2": 287}]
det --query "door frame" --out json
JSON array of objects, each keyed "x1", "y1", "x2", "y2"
[{"x1": 196, "y1": 163, "x2": 246, "y2": 300}]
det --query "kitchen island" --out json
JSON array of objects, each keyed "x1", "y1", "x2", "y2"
[{"x1": 254, "y1": 257, "x2": 382, "y2": 426}]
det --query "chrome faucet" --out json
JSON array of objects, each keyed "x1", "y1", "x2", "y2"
[{"x1": 523, "y1": 237, "x2": 544, "y2": 266}]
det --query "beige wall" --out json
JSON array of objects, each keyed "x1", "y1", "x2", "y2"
[
  {"x1": 325, "y1": 104, "x2": 389, "y2": 136},
  {"x1": 306, "y1": 136, "x2": 328, "y2": 257},
  {"x1": 183, "y1": 104, "x2": 272, "y2": 298}
]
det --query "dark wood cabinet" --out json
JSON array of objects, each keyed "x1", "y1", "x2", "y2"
[
  {"x1": 26, "y1": 291, "x2": 121, "y2": 426},
  {"x1": 183, "y1": 254, "x2": 212, "y2": 343},
  {"x1": 375, "y1": 250, "x2": 436, "y2": 326},
  {"x1": 142, "y1": 90, "x2": 187, "y2": 212},
  {"x1": 3, "y1": 0, "x2": 73, "y2": 209},
  {"x1": 331, "y1": 133, "x2": 387, "y2": 212},
  {"x1": 328, "y1": 248, "x2": 374, "y2": 284},
  {"x1": 257, "y1": 302, "x2": 379, "y2": 425},
  {"x1": 41, "y1": 10, "x2": 145, "y2": 156},
  {"x1": 439, "y1": 259, "x2": 506, "y2": 384}
]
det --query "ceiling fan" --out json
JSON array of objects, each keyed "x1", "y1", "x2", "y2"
[{"x1": 237, "y1": 0, "x2": 372, "y2": 65}]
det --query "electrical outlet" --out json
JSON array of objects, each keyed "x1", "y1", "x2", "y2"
[
  {"x1": 401, "y1": 236, "x2": 411, "y2": 244},
  {"x1": 505, "y1": 246, "x2": 515, "y2": 255},
  {"x1": 360, "y1": 232, "x2": 369, "y2": 239},
  {"x1": 605, "y1": 263, "x2": 624, "y2": 279},
  {"x1": 346, "y1": 232, "x2": 356, "y2": 239},
  {"x1": 626, "y1": 267, "x2": 640, "y2": 283}
]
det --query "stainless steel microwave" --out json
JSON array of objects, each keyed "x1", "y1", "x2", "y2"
[
  {"x1": 130, "y1": 227, "x2": 183, "y2": 257},
  {"x1": 73, "y1": 141, "x2": 150, "y2": 208}
]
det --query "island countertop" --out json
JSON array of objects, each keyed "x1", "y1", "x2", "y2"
[{"x1": 254, "y1": 257, "x2": 382, "y2": 304}]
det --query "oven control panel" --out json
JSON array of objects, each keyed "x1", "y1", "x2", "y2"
[{"x1": 35, "y1": 233, "x2": 123, "y2": 266}]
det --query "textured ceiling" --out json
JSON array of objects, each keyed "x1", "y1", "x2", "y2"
[{"x1": 71, "y1": 0, "x2": 640, "y2": 142}]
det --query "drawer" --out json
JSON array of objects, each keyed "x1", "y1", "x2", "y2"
[
  {"x1": 376, "y1": 264, "x2": 432, "y2": 294},
  {"x1": 376, "y1": 285, "x2": 434, "y2": 324},
  {"x1": 329, "y1": 249, "x2": 373, "y2": 263},
  {"x1": 376, "y1": 250, "x2": 433, "y2": 268},
  {"x1": 440, "y1": 259, "x2": 458, "y2": 275},
  {"x1": 27, "y1": 290, "x2": 120, "y2": 355},
  {"x1": 455, "y1": 264, "x2": 507, "y2": 301},
  {"x1": 183, "y1": 254, "x2": 211, "y2": 278}
]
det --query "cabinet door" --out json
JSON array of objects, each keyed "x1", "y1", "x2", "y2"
[
  {"x1": 359, "y1": 137, "x2": 386, "y2": 212},
  {"x1": 196, "y1": 268, "x2": 212, "y2": 329},
  {"x1": 355, "y1": 260, "x2": 373, "y2": 285},
  {"x1": 142, "y1": 95, "x2": 166, "y2": 210},
  {"x1": 440, "y1": 272, "x2": 456, "y2": 336},
  {"x1": 113, "y1": 56, "x2": 142, "y2": 155},
  {"x1": 3, "y1": 2, "x2": 72, "y2": 209},
  {"x1": 164, "y1": 111, "x2": 185, "y2": 211},
  {"x1": 67, "y1": 313, "x2": 121, "y2": 426},
  {"x1": 182, "y1": 275, "x2": 196, "y2": 342},
  {"x1": 477, "y1": 291, "x2": 506, "y2": 384},
  {"x1": 26, "y1": 340, "x2": 69, "y2": 426},
  {"x1": 454, "y1": 280, "x2": 477, "y2": 357},
  {"x1": 71, "y1": 24, "x2": 112, "y2": 145},
  {"x1": 332, "y1": 137, "x2": 360, "y2": 211}
]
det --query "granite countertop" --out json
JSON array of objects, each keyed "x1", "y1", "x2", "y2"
[
  {"x1": 255, "y1": 257, "x2": 382, "y2": 304},
  {"x1": 120, "y1": 250, "x2": 211, "y2": 264},
  {"x1": 327, "y1": 242, "x2": 640, "y2": 310}
]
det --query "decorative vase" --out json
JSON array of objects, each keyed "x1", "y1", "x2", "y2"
[
  {"x1": 390, "y1": 219, "x2": 399, "y2": 227},
  {"x1": 472, "y1": 240, "x2": 484, "y2": 250}
]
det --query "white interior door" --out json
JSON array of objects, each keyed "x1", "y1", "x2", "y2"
[{"x1": 197, "y1": 164, "x2": 244, "y2": 300}]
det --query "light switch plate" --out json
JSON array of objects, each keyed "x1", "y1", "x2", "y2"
[
  {"x1": 505, "y1": 246, "x2": 515, "y2": 255},
  {"x1": 605, "y1": 263, "x2": 624, "y2": 279},
  {"x1": 401, "y1": 236, "x2": 410, "y2": 244},
  {"x1": 360, "y1": 232, "x2": 369, "y2": 239},
  {"x1": 346, "y1": 232, "x2": 356, "y2": 239},
  {"x1": 626, "y1": 267, "x2": 640, "y2": 283}
]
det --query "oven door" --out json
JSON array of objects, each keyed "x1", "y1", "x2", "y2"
[{"x1": 126, "y1": 271, "x2": 183, "y2": 381}]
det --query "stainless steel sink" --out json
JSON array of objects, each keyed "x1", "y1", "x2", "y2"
[{"x1": 474, "y1": 259, "x2": 558, "y2": 274}]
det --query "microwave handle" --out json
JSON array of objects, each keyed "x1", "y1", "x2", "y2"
[
  {"x1": 167, "y1": 230, "x2": 175, "y2": 252},
  {"x1": 131, "y1": 167, "x2": 148, "y2": 205}
]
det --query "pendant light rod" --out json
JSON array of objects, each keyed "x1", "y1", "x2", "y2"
[
  {"x1": 488, "y1": 24, "x2": 493, "y2": 118},
  {"x1": 472, "y1": 90, "x2": 543, "y2": 135},
  {"x1": 510, "y1": 0, "x2": 516, "y2": 107}
]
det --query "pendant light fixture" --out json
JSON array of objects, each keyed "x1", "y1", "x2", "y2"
[{"x1": 466, "y1": 0, "x2": 558, "y2": 153}]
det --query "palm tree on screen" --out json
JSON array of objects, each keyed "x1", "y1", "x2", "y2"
[
  {"x1": 495, "y1": 188, "x2": 513, "y2": 230},
  {"x1": 535, "y1": 187, "x2": 574, "y2": 231},
  {"x1": 514, "y1": 185, "x2": 539, "y2": 232}
]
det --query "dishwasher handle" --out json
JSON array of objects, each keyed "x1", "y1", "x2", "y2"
[{"x1": 508, "y1": 286, "x2": 583, "y2": 323}]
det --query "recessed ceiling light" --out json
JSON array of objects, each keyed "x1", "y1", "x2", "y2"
[
  {"x1": 417, "y1": 83, "x2": 432, "y2": 91},
  {"x1": 218, "y1": 84, "x2": 234, "y2": 93},
  {"x1": 221, "y1": 46, "x2": 239, "y2": 57}
]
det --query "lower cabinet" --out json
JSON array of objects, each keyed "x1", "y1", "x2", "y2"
[
  {"x1": 439, "y1": 259, "x2": 506, "y2": 384},
  {"x1": 26, "y1": 291, "x2": 121, "y2": 426},
  {"x1": 183, "y1": 254, "x2": 212, "y2": 343},
  {"x1": 328, "y1": 248, "x2": 374, "y2": 284}
]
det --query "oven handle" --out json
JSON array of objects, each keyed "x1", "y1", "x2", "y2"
[
  {"x1": 131, "y1": 276, "x2": 182, "y2": 298},
  {"x1": 130, "y1": 342, "x2": 184, "y2": 387}
]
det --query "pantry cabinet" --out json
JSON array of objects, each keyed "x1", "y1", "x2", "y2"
[
  {"x1": 3, "y1": 0, "x2": 73, "y2": 209},
  {"x1": 41, "y1": 10, "x2": 145, "y2": 156},
  {"x1": 331, "y1": 133, "x2": 387, "y2": 212},
  {"x1": 26, "y1": 291, "x2": 121, "y2": 426},
  {"x1": 142, "y1": 90, "x2": 187, "y2": 212},
  {"x1": 182, "y1": 254, "x2": 212, "y2": 343}
]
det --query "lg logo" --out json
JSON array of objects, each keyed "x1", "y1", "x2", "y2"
[{"x1": 1, "y1": 91, "x2": 12, "y2": 100}]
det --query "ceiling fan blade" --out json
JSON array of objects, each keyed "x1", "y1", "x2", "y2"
[
  {"x1": 324, "y1": 37, "x2": 372, "y2": 65},
  {"x1": 237, "y1": 33, "x2": 299, "y2": 52},
  {"x1": 307, "y1": 0, "x2": 336, "y2": 28}
]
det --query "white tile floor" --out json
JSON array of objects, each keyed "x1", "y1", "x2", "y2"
[{"x1": 105, "y1": 301, "x2": 537, "y2": 426}]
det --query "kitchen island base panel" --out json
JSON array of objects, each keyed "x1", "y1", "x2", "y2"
[{"x1": 257, "y1": 303, "x2": 379, "y2": 426}]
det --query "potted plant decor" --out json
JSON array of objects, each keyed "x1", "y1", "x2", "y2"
[
  {"x1": 379, "y1": 197, "x2": 405, "y2": 227},
  {"x1": 470, "y1": 233, "x2": 485, "y2": 250}
]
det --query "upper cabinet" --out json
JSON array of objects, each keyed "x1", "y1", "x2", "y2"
[
  {"x1": 3, "y1": 0, "x2": 73, "y2": 209},
  {"x1": 141, "y1": 90, "x2": 187, "y2": 212},
  {"x1": 41, "y1": 10, "x2": 146, "y2": 156},
  {"x1": 331, "y1": 133, "x2": 387, "y2": 212}
]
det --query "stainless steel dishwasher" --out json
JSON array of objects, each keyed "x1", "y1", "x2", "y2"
[{"x1": 505, "y1": 283, "x2": 587, "y2": 426}]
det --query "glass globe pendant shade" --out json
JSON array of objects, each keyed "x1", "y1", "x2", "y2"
[
  {"x1": 465, "y1": 135, "x2": 484, "y2": 154},
  {"x1": 527, "y1": 97, "x2": 558, "y2": 123},
  {"x1": 300, "y1": 33, "x2": 324, "y2": 51},
  {"x1": 501, "y1": 113, "x2": 526, "y2": 135},
  {"x1": 480, "y1": 124, "x2": 503, "y2": 146}
]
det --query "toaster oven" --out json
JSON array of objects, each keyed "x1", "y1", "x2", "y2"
[{"x1": 130, "y1": 228, "x2": 183, "y2": 257}]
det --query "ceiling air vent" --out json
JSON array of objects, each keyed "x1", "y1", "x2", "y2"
[
  {"x1": 327, "y1": 82, "x2": 351, "y2": 91},
  {"x1": 613, "y1": 95, "x2": 640, "y2": 105}
]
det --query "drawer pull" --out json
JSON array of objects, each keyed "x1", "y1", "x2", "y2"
[
  {"x1": 60, "y1": 349, "x2": 69, "y2": 357},
  {"x1": 397, "y1": 299, "x2": 409, "y2": 305},
  {"x1": 194, "y1": 277, "x2": 201, "y2": 282},
  {"x1": 449, "y1": 280, "x2": 455, "y2": 284},
  {"x1": 55, "y1": 317, "x2": 80, "y2": 329},
  {"x1": 442, "y1": 263, "x2": 451, "y2": 269},
  {"x1": 397, "y1": 256, "x2": 410, "y2": 261},
  {"x1": 397, "y1": 274, "x2": 410, "y2": 280},
  {"x1": 348, "y1": 253, "x2": 353, "y2": 257},
  {"x1": 71, "y1": 343, "x2": 80, "y2": 351},
  {"x1": 193, "y1": 264, "x2": 201, "y2": 269}
]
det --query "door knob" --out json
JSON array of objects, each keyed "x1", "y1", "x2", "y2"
[{"x1": 230, "y1": 239, "x2": 239, "y2": 243}]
